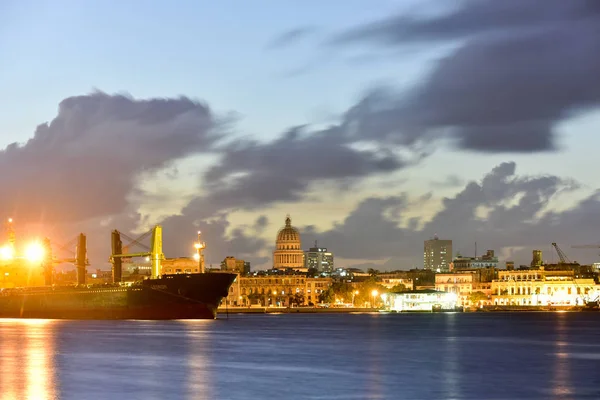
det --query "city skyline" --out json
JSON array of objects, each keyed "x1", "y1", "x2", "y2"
[{"x1": 1, "y1": 1, "x2": 600, "y2": 270}]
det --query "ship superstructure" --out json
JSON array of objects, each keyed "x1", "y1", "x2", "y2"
[{"x1": 0, "y1": 219, "x2": 236, "y2": 319}]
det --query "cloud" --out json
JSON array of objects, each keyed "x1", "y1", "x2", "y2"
[
  {"x1": 0, "y1": 91, "x2": 220, "y2": 223},
  {"x1": 330, "y1": 0, "x2": 600, "y2": 153},
  {"x1": 158, "y1": 212, "x2": 269, "y2": 267},
  {"x1": 266, "y1": 26, "x2": 317, "y2": 49},
  {"x1": 199, "y1": 124, "x2": 417, "y2": 212},
  {"x1": 253, "y1": 215, "x2": 269, "y2": 233},
  {"x1": 430, "y1": 174, "x2": 464, "y2": 188},
  {"x1": 0, "y1": 91, "x2": 249, "y2": 268},
  {"x1": 305, "y1": 162, "x2": 593, "y2": 267},
  {"x1": 2, "y1": 90, "x2": 425, "y2": 268}
]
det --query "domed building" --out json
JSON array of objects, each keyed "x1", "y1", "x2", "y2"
[{"x1": 273, "y1": 215, "x2": 304, "y2": 270}]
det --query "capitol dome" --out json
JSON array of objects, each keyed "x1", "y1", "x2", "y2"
[
  {"x1": 276, "y1": 215, "x2": 301, "y2": 246},
  {"x1": 273, "y1": 215, "x2": 304, "y2": 269}
]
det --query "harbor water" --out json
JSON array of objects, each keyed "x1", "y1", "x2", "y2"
[{"x1": 0, "y1": 312, "x2": 599, "y2": 399}]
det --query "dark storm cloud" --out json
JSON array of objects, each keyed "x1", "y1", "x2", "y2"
[
  {"x1": 266, "y1": 26, "x2": 317, "y2": 49},
  {"x1": 0, "y1": 91, "x2": 238, "y2": 266},
  {"x1": 306, "y1": 162, "x2": 591, "y2": 267},
  {"x1": 0, "y1": 91, "x2": 219, "y2": 223},
  {"x1": 253, "y1": 215, "x2": 269, "y2": 233},
  {"x1": 201, "y1": 125, "x2": 411, "y2": 210},
  {"x1": 331, "y1": 0, "x2": 600, "y2": 153}
]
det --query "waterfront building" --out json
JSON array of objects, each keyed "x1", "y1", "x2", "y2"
[
  {"x1": 223, "y1": 275, "x2": 333, "y2": 307},
  {"x1": 306, "y1": 277, "x2": 331, "y2": 305},
  {"x1": 273, "y1": 215, "x2": 304, "y2": 270},
  {"x1": 435, "y1": 271, "x2": 492, "y2": 307},
  {"x1": 377, "y1": 273, "x2": 414, "y2": 291},
  {"x1": 452, "y1": 250, "x2": 498, "y2": 270},
  {"x1": 491, "y1": 267, "x2": 600, "y2": 306},
  {"x1": 381, "y1": 290, "x2": 458, "y2": 312},
  {"x1": 424, "y1": 237, "x2": 452, "y2": 272},
  {"x1": 304, "y1": 242, "x2": 334, "y2": 273}
]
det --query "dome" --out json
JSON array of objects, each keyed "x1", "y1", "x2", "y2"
[
  {"x1": 273, "y1": 215, "x2": 303, "y2": 269},
  {"x1": 276, "y1": 215, "x2": 300, "y2": 243}
]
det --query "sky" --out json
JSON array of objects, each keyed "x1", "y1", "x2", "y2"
[{"x1": 1, "y1": 0, "x2": 600, "y2": 270}]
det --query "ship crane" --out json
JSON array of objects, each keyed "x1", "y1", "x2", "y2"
[
  {"x1": 50, "y1": 234, "x2": 90, "y2": 285},
  {"x1": 110, "y1": 225, "x2": 164, "y2": 282}
]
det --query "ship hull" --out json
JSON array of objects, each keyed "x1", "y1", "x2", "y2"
[{"x1": 0, "y1": 273, "x2": 237, "y2": 320}]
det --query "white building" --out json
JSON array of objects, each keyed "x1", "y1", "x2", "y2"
[
  {"x1": 491, "y1": 268, "x2": 600, "y2": 306},
  {"x1": 381, "y1": 290, "x2": 458, "y2": 312}
]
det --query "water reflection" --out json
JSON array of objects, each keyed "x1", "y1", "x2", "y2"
[
  {"x1": 183, "y1": 321, "x2": 213, "y2": 400},
  {"x1": 365, "y1": 317, "x2": 383, "y2": 399},
  {"x1": 0, "y1": 319, "x2": 57, "y2": 400},
  {"x1": 0, "y1": 314, "x2": 597, "y2": 400},
  {"x1": 442, "y1": 314, "x2": 460, "y2": 400},
  {"x1": 552, "y1": 313, "x2": 572, "y2": 398}
]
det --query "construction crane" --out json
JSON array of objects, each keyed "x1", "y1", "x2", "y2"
[
  {"x1": 571, "y1": 243, "x2": 600, "y2": 255},
  {"x1": 551, "y1": 242, "x2": 573, "y2": 264}
]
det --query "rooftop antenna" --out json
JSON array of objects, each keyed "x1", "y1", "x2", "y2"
[{"x1": 475, "y1": 241, "x2": 477, "y2": 258}]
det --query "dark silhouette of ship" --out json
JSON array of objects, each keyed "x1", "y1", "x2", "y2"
[
  {"x1": 0, "y1": 273, "x2": 236, "y2": 319},
  {"x1": 0, "y1": 221, "x2": 236, "y2": 319}
]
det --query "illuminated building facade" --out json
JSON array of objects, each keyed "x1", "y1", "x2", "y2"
[
  {"x1": 452, "y1": 250, "x2": 498, "y2": 270},
  {"x1": 223, "y1": 275, "x2": 332, "y2": 307},
  {"x1": 435, "y1": 271, "x2": 493, "y2": 307},
  {"x1": 491, "y1": 268, "x2": 600, "y2": 306},
  {"x1": 381, "y1": 290, "x2": 458, "y2": 312},
  {"x1": 378, "y1": 275, "x2": 414, "y2": 291},
  {"x1": 424, "y1": 237, "x2": 452, "y2": 272},
  {"x1": 304, "y1": 242, "x2": 334, "y2": 273},
  {"x1": 273, "y1": 215, "x2": 304, "y2": 270}
]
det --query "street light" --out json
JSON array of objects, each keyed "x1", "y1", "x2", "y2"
[{"x1": 371, "y1": 289, "x2": 379, "y2": 308}]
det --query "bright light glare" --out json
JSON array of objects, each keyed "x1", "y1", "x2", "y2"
[
  {"x1": 371, "y1": 289, "x2": 379, "y2": 297},
  {"x1": 0, "y1": 246, "x2": 14, "y2": 260},
  {"x1": 193, "y1": 253, "x2": 200, "y2": 261},
  {"x1": 25, "y1": 242, "x2": 45, "y2": 263}
]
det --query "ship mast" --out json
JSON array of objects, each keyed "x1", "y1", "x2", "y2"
[
  {"x1": 194, "y1": 231, "x2": 206, "y2": 273},
  {"x1": 6, "y1": 218, "x2": 15, "y2": 251}
]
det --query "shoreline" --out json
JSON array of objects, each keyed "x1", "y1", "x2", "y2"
[
  {"x1": 218, "y1": 307, "x2": 377, "y2": 314},
  {"x1": 217, "y1": 305, "x2": 599, "y2": 315}
]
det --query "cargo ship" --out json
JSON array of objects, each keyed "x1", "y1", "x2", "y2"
[
  {"x1": 0, "y1": 273, "x2": 237, "y2": 319},
  {"x1": 0, "y1": 220, "x2": 237, "y2": 319}
]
